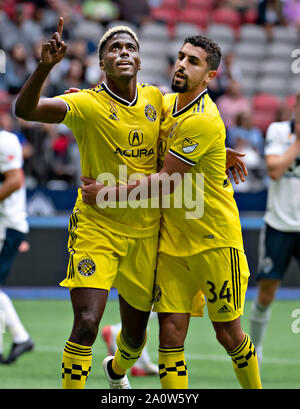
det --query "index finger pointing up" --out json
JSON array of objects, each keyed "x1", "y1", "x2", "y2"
[{"x1": 58, "y1": 16, "x2": 64, "y2": 37}]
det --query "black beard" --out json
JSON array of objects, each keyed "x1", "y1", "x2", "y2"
[{"x1": 171, "y1": 76, "x2": 188, "y2": 93}]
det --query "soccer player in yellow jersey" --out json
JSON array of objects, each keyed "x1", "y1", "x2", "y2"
[
  {"x1": 85, "y1": 35, "x2": 262, "y2": 389},
  {"x1": 14, "y1": 18, "x2": 163, "y2": 389}
]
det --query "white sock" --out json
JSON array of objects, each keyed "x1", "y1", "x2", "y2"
[
  {"x1": 0, "y1": 290, "x2": 30, "y2": 344},
  {"x1": 250, "y1": 298, "x2": 271, "y2": 353}
]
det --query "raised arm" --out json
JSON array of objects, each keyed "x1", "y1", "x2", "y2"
[{"x1": 15, "y1": 17, "x2": 67, "y2": 124}]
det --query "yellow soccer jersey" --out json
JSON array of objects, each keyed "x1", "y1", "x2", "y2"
[
  {"x1": 158, "y1": 89, "x2": 244, "y2": 256},
  {"x1": 55, "y1": 82, "x2": 162, "y2": 238}
]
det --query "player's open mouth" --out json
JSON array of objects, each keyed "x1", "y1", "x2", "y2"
[{"x1": 117, "y1": 61, "x2": 132, "y2": 66}]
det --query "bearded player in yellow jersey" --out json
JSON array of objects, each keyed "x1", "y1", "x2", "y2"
[{"x1": 83, "y1": 35, "x2": 262, "y2": 389}]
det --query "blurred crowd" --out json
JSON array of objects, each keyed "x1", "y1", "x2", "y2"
[{"x1": 0, "y1": 0, "x2": 297, "y2": 192}]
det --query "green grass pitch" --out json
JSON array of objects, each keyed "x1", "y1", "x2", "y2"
[{"x1": 0, "y1": 298, "x2": 299, "y2": 389}]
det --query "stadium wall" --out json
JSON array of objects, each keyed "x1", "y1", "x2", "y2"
[{"x1": 5, "y1": 217, "x2": 300, "y2": 287}]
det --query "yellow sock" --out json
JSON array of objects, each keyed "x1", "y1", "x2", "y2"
[
  {"x1": 62, "y1": 341, "x2": 92, "y2": 389},
  {"x1": 228, "y1": 333, "x2": 262, "y2": 389},
  {"x1": 158, "y1": 346, "x2": 188, "y2": 389},
  {"x1": 112, "y1": 330, "x2": 147, "y2": 376}
]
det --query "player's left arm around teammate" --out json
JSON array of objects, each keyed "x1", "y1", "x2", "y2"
[{"x1": 80, "y1": 147, "x2": 248, "y2": 205}]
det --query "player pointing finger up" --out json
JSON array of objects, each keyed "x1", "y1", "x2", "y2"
[{"x1": 41, "y1": 17, "x2": 67, "y2": 66}]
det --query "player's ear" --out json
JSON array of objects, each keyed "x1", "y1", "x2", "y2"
[
  {"x1": 100, "y1": 59, "x2": 105, "y2": 72},
  {"x1": 204, "y1": 69, "x2": 216, "y2": 85}
]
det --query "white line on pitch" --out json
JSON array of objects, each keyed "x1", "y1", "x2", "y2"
[{"x1": 32, "y1": 345, "x2": 300, "y2": 366}]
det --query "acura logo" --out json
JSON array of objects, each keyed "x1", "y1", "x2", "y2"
[{"x1": 128, "y1": 130, "x2": 143, "y2": 146}]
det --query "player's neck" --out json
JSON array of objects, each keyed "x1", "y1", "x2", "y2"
[
  {"x1": 105, "y1": 77, "x2": 137, "y2": 103},
  {"x1": 176, "y1": 86, "x2": 207, "y2": 112}
]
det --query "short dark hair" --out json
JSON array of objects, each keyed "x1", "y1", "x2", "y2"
[
  {"x1": 98, "y1": 26, "x2": 139, "y2": 60},
  {"x1": 183, "y1": 35, "x2": 222, "y2": 70}
]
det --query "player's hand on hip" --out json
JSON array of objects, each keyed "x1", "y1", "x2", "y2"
[{"x1": 41, "y1": 17, "x2": 67, "y2": 66}]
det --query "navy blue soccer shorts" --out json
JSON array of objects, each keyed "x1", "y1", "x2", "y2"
[
  {"x1": 256, "y1": 223, "x2": 300, "y2": 281},
  {"x1": 0, "y1": 229, "x2": 24, "y2": 285}
]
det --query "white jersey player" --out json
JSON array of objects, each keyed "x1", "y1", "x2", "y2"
[
  {"x1": 250, "y1": 94, "x2": 300, "y2": 364},
  {"x1": 0, "y1": 129, "x2": 34, "y2": 364}
]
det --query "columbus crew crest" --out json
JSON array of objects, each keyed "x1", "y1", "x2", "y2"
[
  {"x1": 145, "y1": 104, "x2": 157, "y2": 122},
  {"x1": 78, "y1": 259, "x2": 96, "y2": 277}
]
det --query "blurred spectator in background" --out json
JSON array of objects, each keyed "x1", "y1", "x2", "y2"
[
  {"x1": 0, "y1": 112, "x2": 33, "y2": 161},
  {"x1": 5, "y1": 43, "x2": 31, "y2": 94},
  {"x1": 274, "y1": 103, "x2": 293, "y2": 122},
  {"x1": 257, "y1": 0, "x2": 285, "y2": 39},
  {"x1": 0, "y1": 3, "x2": 43, "y2": 52},
  {"x1": 47, "y1": 58, "x2": 89, "y2": 96},
  {"x1": 47, "y1": 124, "x2": 77, "y2": 186},
  {"x1": 283, "y1": 0, "x2": 300, "y2": 29},
  {"x1": 116, "y1": 0, "x2": 152, "y2": 27},
  {"x1": 209, "y1": 51, "x2": 243, "y2": 101},
  {"x1": 226, "y1": 110, "x2": 267, "y2": 192},
  {"x1": 227, "y1": 110, "x2": 265, "y2": 155},
  {"x1": 216, "y1": 80, "x2": 251, "y2": 129},
  {"x1": 82, "y1": 0, "x2": 119, "y2": 25},
  {"x1": 221, "y1": 0, "x2": 258, "y2": 16}
]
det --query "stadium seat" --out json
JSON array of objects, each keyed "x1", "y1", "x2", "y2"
[
  {"x1": 0, "y1": 90, "x2": 11, "y2": 113},
  {"x1": 159, "y1": 0, "x2": 180, "y2": 8},
  {"x1": 240, "y1": 77, "x2": 256, "y2": 97},
  {"x1": 256, "y1": 76, "x2": 288, "y2": 98},
  {"x1": 260, "y1": 59, "x2": 290, "y2": 78},
  {"x1": 211, "y1": 7, "x2": 242, "y2": 31},
  {"x1": 285, "y1": 94, "x2": 296, "y2": 109},
  {"x1": 139, "y1": 22, "x2": 169, "y2": 41},
  {"x1": 272, "y1": 26, "x2": 299, "y2": 45},
  {"x1": 150, "y1": 6, "x2": 178, "y2": 25},
  {"x1": 252, "y1": 93, "x2": 281, "y2": 113},
  {"x1": 139, "y1": 39, "x2": 168, "y2": 57},
  {"x1": 167, "y1": 40, "x2": 186, "y2": 60},
  {"x1": 287, "y1": 76, "x2": 300, "y2": 95},
  {"x1": 106, "y1": 20, "x2": 139, "y2": 33},
  {"x1": 252, "y1": 110, "x2": 277, "y2": 133},
  {"x1": 174, "y1": 22, "x2": 202, "y2": 40},
  {"x1": 177, "y1": 8, "x2": 210, "y2": 30},
  {"x1": 266, "y1": 42, "x2": 294, "y2": 59},
  {"x1": 235, "y1": 42, "x2": 266, "y2": 61},
  {"x1": 243, "y1": 8, "x2": 258, "y2": 24},
  {"x1": 185, "y1": 0, "x2": 214, "y2": 11},
  {"x1": 139, "y1": 56, "x2": 168, "y2": 75},
  {"x1": 236, "y1": 59, "x2": 259, "y2": 78},
  {"x1": 137, "y1": 71, "x2": 165, "y2": 86},
  {"x1": 73, "y1": 21, "x2": 105, "y2": 41},
  {"x1": 206, "y1": 24, "x2": 235, "y2": 45},
  {"x1": 239, "y1": 24, "x2": 267, "y2": 44}
]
